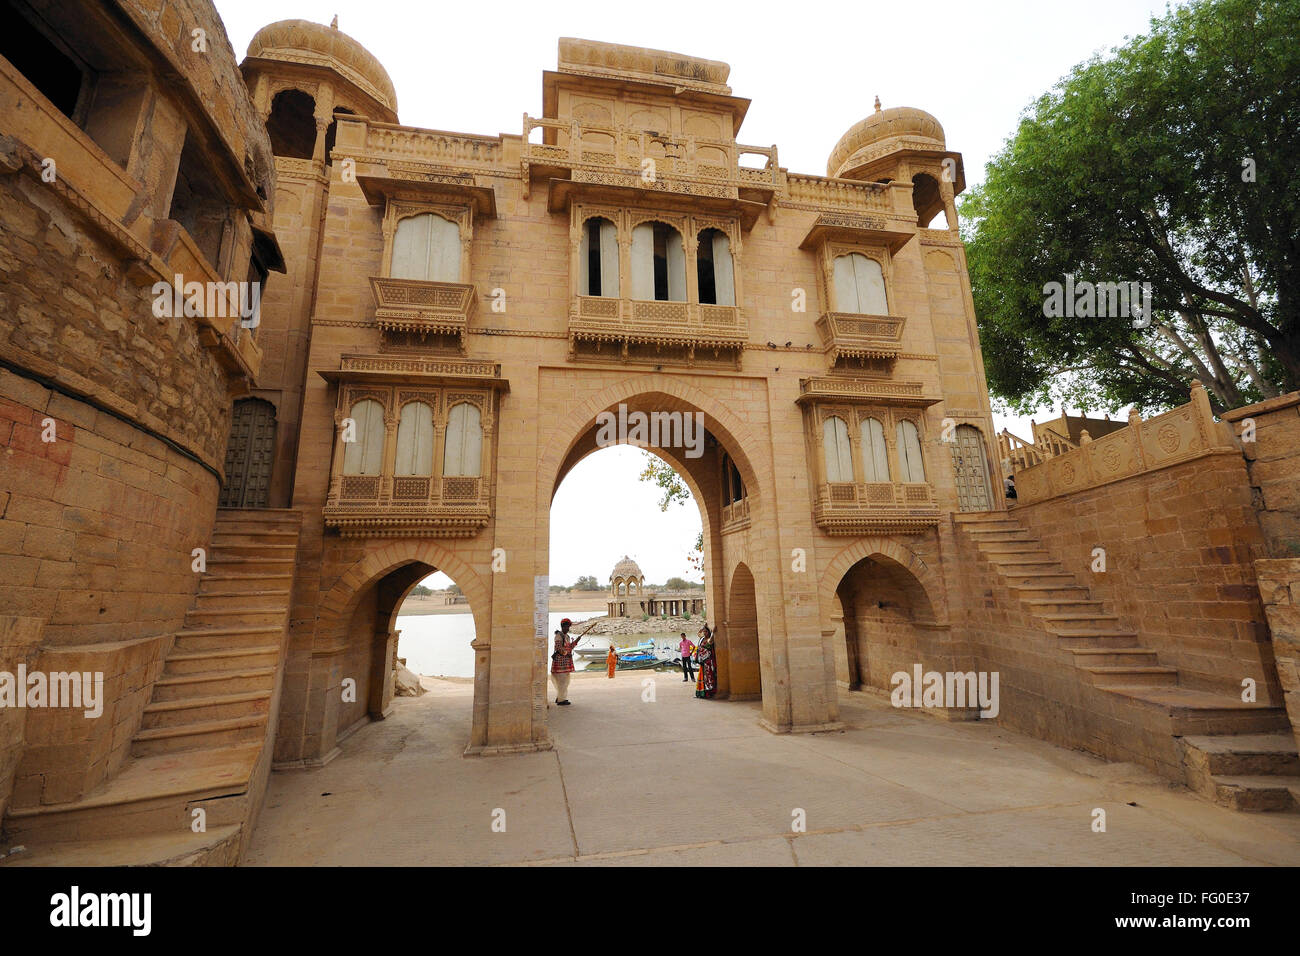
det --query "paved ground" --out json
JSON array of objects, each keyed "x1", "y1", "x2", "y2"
[{"x1": 244, "y1": 672, "x2": 1300, "y2": 866}]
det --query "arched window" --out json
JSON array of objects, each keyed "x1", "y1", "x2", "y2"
[
  {"x1": 912, "y1": 173, "x2": 948, "y2": 228},
  {"x1": 696, "y1": 228, "x2": 735, "y2": 306},
  {"x1": 861, "y1": 417, "x2": 890, "y2": 483},
  {"x1": 618, "y1": 581, "x2": 627, "y2": 595},
  {"x1": 322, "y1": 106, "x2": 356, "y2": 164},
  {"x1": 266, "y1": 89, "x2": 316, "y2": 159},
  {"x1": 579, "y1": 216, "x2": 619, "y2": 297},
  {"x1": 631, "y1": 221, "x2": 685, "y2": 301},
  {"x1": 443, "y1": 402, "x2": 482, "y2": 477},
  {"x1": 391, "y1": 213, "x2": 460, "y2": 283},
  {"x1": 823, "y1": 416, "x2": 853, "y2": 483},
  {"x1": 342, "y1": 399, "x2": 385, "y2": 476},
  {"x1": 833, "y1": 253, "x2": 888, "y2": 314},
  {"x1": 896, "y1": 419, "x2": 926, "y2": 483},
  {"x1": 395, "y1": 401, "x2": 434, "y2": 476}
]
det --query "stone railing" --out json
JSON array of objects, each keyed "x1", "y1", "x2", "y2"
[
  {"x1": 812, "y1": 480, "x2": 939, "y2": 535},
  {"x1": 721, "y1": 497, "x2": 750, "y2": 531},
  {"x1": 1010, "y1": 383, "x2": 1238, "y2": 505},
  {"x1": 522, "y1": 115, "x2": 781, "y2": 196},
  {"x1": 784, "y1": 174, "x2": 897, "y2": 214},
  {"x1": 815, "y1": 312, "x2": 905, "y2": 364},
  {"x1": 362, "y1": 122, "x2": 504, "y2": 168}
]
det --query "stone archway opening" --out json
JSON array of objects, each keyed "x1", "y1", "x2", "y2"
[
  {"x1": 834, "y1": 554, "x2": 945, "y2": 693},
  {"x1": 547, "y1": 390, "x2": 767, "y2": 712}
]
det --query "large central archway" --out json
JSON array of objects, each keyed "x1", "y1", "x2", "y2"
[{"x1": 538, "y1": 376, "x2": 783, "y2": 728}]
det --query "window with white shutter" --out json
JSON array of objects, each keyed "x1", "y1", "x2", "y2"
[
  {"x1": 822, "y1": 416, "x2": 853, "y2": 483},
  {"x1": 395, "y1": 401, "x2": 434, "y2": 476},
  {"x1": 443, "y1": 402, "x2": 482, "y2": 477},
  {"x1": 342, "y1": 399, "x2": 385, "y2": 476}
]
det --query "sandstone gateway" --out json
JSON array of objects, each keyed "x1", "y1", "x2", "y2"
[{"x1": 0, "y1": 4, "x2": 1296, "y2": 865}]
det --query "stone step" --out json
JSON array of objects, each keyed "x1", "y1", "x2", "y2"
[
  {"x1": 209, "y1": 542, "x2": 300, "y2": 559},
  {"x1": 2, "y1": 746, "x2": 260, "y2": 843},
  {"x1": 211, "y1": 529, "x2": 299, "y2": 543},
  {"x1": 1081, "y1": 665, "x2": 1179, "y2": 688},
  {"x1": 194, "y1": 589, "x2": 291, "y2": 610},
  {"x1": 1041, "y1": 613, "x2": 1122, "y2": 625},
  {"x1": 1046, "y1": 625, "x2": 1139, "y2": 639},
  {"x1": 0, "y1": 824, "x2": 243, "y2": 867},
  {"x1": 1068, "y1": 647, "x2": 1161, "y2": 668},
  {"x1": 1001, "y1": 572, "x2": 1078, "y2": 588},
  {"x1": 1025, "y1": 598, "x2": 1108, "y2": 614},
  {"x1": 987, "y1": 557, "x2": 1063, "y2": 569},
  {"x1": 205, "y1": 555, "x2": 294, "y2": 569},
  {"x1": 970, "y1": 532, "x2": 1037, "y2": 543},
  {"x1": 976, "y1": 543, "x2": 1051, "y2": 555},
  {"x1": 132, "y1": 715, "x2": 266, "y2": 757},
  {"x1": 1181, "y1": 733, "x2": 1300, "y2": 777},
  {"x1": 1207, "y1": 775, "x2": 1300, "y2": 812},
  {"x1": 184, "y1": 607, "x2": 285, "y2": 629},
  {"x1": 200, "y1": 570, "x2": 294, "y2": 586},
  {"x1": 164, "y1": 646, "x2": 280, "y2": 675},
  {"x1": 1010, "y1": 583, "x2": 1095, "y2": 601},
  {"x1": 173, "y1": 625, "x2": 284, "y2": 653},
  {"x1": 1107, "y1": 686, "x2": 1293, "y2": 736},
  {"x1": 139, "y1": 690, "x2": 271, "y2": 730},
  {"x1": 152, "y1": 667, "x2": 277, "y2": 701},
  {"x1": 1056, "y1": 633, "x2": 1144, "y2": 649}
]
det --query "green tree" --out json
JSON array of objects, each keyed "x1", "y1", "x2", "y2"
[
  {"x1": 665, "y1": 576, "x2": 690, "y2": 589},
  {"x1": 410, "y1": 585, "x2": 433, "y2": 597},
  {"x1": 638, "y1": 453, "x2": 705, "y2": 576},
  {"x1": 573, "y1": 575, "x2": 600, "y2": 591},
  {"x1": 961, "y1": 0, "x2": 1300, "y2": 415}
]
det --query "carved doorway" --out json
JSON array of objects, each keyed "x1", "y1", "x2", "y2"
[
  {"x1": 221, "y1": 398, "x2": 276, "y2": 508},
  {"x1": 950, "y1": 424, "x2": 993, "y2": 512}
]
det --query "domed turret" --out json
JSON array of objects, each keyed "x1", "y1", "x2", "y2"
[
  {"x1": 245, "y1": 18, "x2": 397, "y2": 119},
  {"x1": 827, "y1": 99, "x2": 946, "y2": 180}
]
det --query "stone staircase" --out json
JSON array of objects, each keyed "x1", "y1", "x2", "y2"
[
  {"x1": 955, "y1": 512, "x2": 1299, "y2": 812},
  {"x1": 0, "y1": 508, "x2": 301, "y2": 864}
]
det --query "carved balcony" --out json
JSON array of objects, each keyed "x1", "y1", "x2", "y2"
[
  {"x1": 815, "y1": 312, "x2": 905, "y2": 365},
  {"x1": 324, "y1": 473, "x2": 490, "y2": 538},
  {"x1": 569, "y1": 295, "x2": 747, "y2": 364},
  {"x1": 812, "y1": 480, "x2": 940, "y2": 535},
  {"x1": 370, "y1": 277, "x2": 477, "y2": 343}
]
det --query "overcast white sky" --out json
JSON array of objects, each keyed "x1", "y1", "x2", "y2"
[{"x1": 215, "y1": 0, "x2": 1184, "y2": 586}]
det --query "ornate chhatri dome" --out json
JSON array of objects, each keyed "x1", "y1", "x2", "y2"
[
  {"x1": 246, "y1": 18, "x2": 397, "y2": 114},
  {"x1": 827, "y1": 99, "x2": 946, "y2": 179},
  {"x1": 611, "y1": 555, "x2": 643, "y2": 580}
]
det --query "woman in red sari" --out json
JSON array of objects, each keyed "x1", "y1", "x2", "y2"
[
  {"x1": 694, "y1": 624, "x2": 717, "y2": 699},
  {"x1": 606, "y1": 642, "x2": 618, "y2": 678}
]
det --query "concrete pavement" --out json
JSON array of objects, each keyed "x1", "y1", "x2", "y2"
[{"x1": 243, "y1": 671, "x2": 1300, "y2": 866}]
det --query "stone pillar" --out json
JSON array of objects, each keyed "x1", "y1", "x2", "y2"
[{"x1": 369, "y1": 628, "x2": 399, "y2": 720}]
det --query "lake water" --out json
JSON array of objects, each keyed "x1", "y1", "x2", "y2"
[{"x1": 396, "y1": 610, "x2": 626, "y2": 678}]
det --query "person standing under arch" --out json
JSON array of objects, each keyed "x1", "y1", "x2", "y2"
[
  {"x1": 551, "y1": 619, "x2": 579, "y2": 705},
  {"x1": 695, "y1": 624, "x2": 717, "y2": 699}
]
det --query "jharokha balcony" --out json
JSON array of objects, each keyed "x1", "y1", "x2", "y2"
[
  {"x1": 568, "y1": 295, "x2": 747, "y2": 363},
  {"x1": 324, "y1": 473, "x2": 490, "y2": 538},
  {"x1": 812, "y1": 480, "x2": 940, "y2": 535},
  {"x1": 370, "y1": 276, "x2": 477, "y2": 344},
  {"x1": 815, "y1": 312, "x2": 905, "y2": 366}
]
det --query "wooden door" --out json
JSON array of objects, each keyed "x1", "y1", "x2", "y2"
[
  {"x1": 220, "y1": 398, "x2": 276, "y2": 508},
  {"x1": 950, "y1": 424, "x2": 993, "y2": 512}
]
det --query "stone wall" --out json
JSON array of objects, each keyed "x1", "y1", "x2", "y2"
[
  {"x1": 0, "y1": 618, "x2": 43, "y2": 821},
  {"x1": 0, "y1": 369, "x2": 217, "y2": 804},
  {"x1": 1256, "y1": 559, "x2": 1300, "y2": 756},
  {"x1": 1225, "y1": 392, "x2": 1300, "y2": 558}
]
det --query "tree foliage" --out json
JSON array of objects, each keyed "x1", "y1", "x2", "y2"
[
  {"x1": 961, "y1": 0, "x2": 1300, "y2": 415},
  {"x1": 637, "y1": 452, "x2": 705, "y2": 576}
]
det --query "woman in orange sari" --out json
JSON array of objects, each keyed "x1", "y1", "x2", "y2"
[{"x1": 606, "y1": 642, "x2": 617, "y2": 678}]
